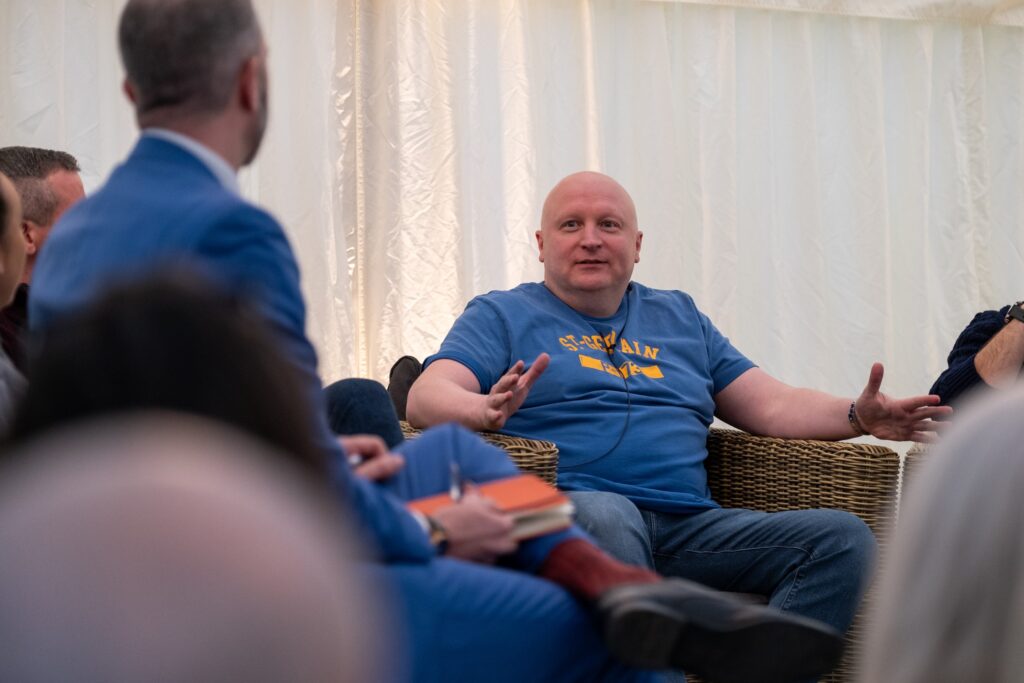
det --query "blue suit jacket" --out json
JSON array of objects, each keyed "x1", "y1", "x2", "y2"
[{"x1": 31, "y1": 135, "x2": 433, "y2": 562}]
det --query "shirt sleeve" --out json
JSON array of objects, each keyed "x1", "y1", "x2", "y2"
[
  {"x1": 424, "y1": 296, "x2": 513, "y2": 393},
  {"x1": 929, "y1": 307, "x2": 1007, "y2": 406},
  {"x1": 697, "y1": 307, "x2": 756, "y2": 395}
]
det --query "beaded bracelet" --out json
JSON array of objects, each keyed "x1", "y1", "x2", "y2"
[{"x1": 848, "y1": 401, "x2": 867, "y2": 436}]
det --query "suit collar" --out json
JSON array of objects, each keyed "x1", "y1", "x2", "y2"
[{"x1": 136, "y1": 129, "x2": 240, "y2": 194}]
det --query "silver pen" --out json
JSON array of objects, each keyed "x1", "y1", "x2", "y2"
[{"x1": 449, "y1": 460, "x2": 463, "y2": 502}]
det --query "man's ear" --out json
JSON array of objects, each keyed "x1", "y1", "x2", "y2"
[
  {"x1": 122, "y1": 78, "x2": 137, "y2": 104},
  {"x1": 238, "y1": 55, "x2": 261, "y2": 112},
  {"x1": 535, "y1": 230, "x2": 544, "y2": 262},
  {"x1": 21, "y1": 221, "x2": 38, "y2": 256},
  {"x1": 634, "y1": 230, "x2": 643, "y2": 263}
]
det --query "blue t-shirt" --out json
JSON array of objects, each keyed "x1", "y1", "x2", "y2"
[{"x1": 425, "y1": 282, "x2": 755, "y2": 514}]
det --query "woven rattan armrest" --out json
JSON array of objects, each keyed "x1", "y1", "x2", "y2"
[
  {"x1": 705, "y1": 427, "x2": 900, "y2": 537},
  {"x1": 399, "y1": 421, "x2": 559, "y2": 485}
]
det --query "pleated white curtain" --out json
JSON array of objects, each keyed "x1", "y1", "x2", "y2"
[
  {"x1": 2, "y1": 0, "x2": 1023, "y2": 413},
  {"x1": 661, "y1": 0, "x2": 1024, "y2": 25}
]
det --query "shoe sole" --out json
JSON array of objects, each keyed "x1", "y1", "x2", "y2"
[{"x1": 602, "y1": 588, "x2": 843, "y2": 683}]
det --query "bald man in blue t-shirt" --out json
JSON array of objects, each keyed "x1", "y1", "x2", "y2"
[{"x1": 410, "y1": 171, "x2": 951, "y2": 639}]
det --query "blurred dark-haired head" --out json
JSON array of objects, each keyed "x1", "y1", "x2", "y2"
[
  {"x1": 11, "y1": 272, "x2": 328, "y2": 482},
  {"x1": 0, "y1": 148, "x2": 84, "y2": 284},
  {"x1": 0, "y1": 147, "x2": 83, "y2": 228}
]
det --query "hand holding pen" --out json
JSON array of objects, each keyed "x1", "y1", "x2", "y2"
[
  {"x1": 430, "y1": 478, "x2": 518, "y2": 564},
  {"x1": 341, "y1": 434, "x2": 405, "y2": 481}
]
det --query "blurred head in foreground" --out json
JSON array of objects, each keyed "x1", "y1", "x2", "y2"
[
  {"x1": 861, "y1": 386, "x2": 1024, "y2": 683},
  {"x1": 0, "y1": 414, "x2": 384, "y2": 683},
  {"x1": 11, "y1": 270, "x2": 326, "y2": 483}
]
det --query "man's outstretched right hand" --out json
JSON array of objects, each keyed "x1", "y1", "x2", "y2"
[{"x1": 478, "y1": 353, "x2": 550, "y2": 430}]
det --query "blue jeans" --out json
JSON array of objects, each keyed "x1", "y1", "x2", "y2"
[{"x1": 568, "y1": 491, "x2": 875, "y2": 633}]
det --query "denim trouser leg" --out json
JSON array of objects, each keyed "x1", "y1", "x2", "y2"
[
  {"x1": 568, "y1": 492, "x2": 874, "y2": 633},
  {"x1": 324, "y1": 377, "x2": 405, "y2": 448},
  {"x1": 648, "y1": 507, "x2": 876, "y2": 633},
  {"x1": 568, "y1": 490, "x2": 656, "y2": 568}
]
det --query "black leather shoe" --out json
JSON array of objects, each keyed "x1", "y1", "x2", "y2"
[{"x1": 597, "y1": 579, "x2": 843, "y2": 683}]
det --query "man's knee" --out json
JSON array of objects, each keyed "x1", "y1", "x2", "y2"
[
  {"x1": 571, "y1": 491, "x2": 643, "y2": 527},
  {"x1": 812, "y1": 509, "x2": 876, "y2": 575},
  {"x1": 324, "y1": 378, "x2": 403, "y2": 447},
  {"x1": 325, "y1": 377, "x2": 391, "y2": 410},
  {"x1": 568, "y1": 491, "x2": 653, "y2": 567}
]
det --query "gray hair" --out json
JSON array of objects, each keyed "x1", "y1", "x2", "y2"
[
  {"x1": 0, "y1": 147, "x2": 79, "y2": 225},
  {"x1": 860, "y1": 387, "x2": 1024, "y2": 683},
  {"x1": 118, "y1": 0, "x2": 262, "y2": 117},
  {"x1": 0, "y1": 414, "x2": 386, "y2": 683}
]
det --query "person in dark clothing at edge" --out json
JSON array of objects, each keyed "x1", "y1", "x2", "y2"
[{"x1": 930, "y1": 301, "x2": 1024, "y2": 406}]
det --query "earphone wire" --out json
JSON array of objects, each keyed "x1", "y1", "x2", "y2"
[{"x1": 588, "y1": 293, "x2": 632, "y2": 462}]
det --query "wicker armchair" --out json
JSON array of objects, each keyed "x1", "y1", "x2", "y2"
[
  {"x1": 399, "y1": 421, "x2": 899, "y2": 683},
  {"x1": 902, "y1": 442, "x2": 930, "y2": 496},
  {"x1": 400, "y1": 421, "x2": 560, "y2": 484},
  {"x1": 704, "y1": 429, "x2": 901, "y2": 683}
]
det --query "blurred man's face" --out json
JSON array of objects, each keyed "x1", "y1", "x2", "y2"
[
  {"x1": 29, "y1": 169, "x2": 85, "y2": 254},
  {"x1": 536, "y1": 172, "x2": 642, "y2": 315},
  {"x1": 0, "y1": 175, "x2": 27, "y2": 306},
  {"x1": 48, "y1": 170, "x2": 85, "y2": 223}
]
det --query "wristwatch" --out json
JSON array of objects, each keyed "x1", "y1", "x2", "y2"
[
  {"x1": 426, "y1": 515, "x2": 449, "y2": 555},
  {"x1": 1005, "y1": 301, "x2": 1024, "y2": 325}
]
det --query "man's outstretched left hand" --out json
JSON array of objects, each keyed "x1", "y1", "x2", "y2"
[{"x1": 855, "y1": 363, "x2": 952, "y2": 443}]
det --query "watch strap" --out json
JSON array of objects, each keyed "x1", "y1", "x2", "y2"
[
  {"x1": 426, "y1": 515, "x2": 449, "y2": 555},
  {"x1": 1005, "y1": 301, "x2": 1024, "y2": 325}
]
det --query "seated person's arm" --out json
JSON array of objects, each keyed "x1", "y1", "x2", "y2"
[
  {"x1": 714, "y1": 368, "x2": 854, "y2": 440},
  {"x1": 974, "y1": 319, "x2": 1024, "y2": 388},
  {"x1": 408, "y1": 354, "x2": 549, "y2": 432},
  {"x1": 715, "y1": 365, "x2": 950, "y2": 443},
  {"x1": 408, "y1": 359, "x2": 489, "y2": 430},
  {"x1": 929, "y1": 308, "x2": 1013, "y2": 405}
]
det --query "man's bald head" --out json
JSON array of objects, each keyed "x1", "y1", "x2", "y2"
[
  {"x1": 0, "y1": 414, "x2": 387, "y2": 683},
  {"x1": 540, "y1": 171, "x2": 638, "y2": 234},
  {"x1": 536, "y1": 171, "x2": 642, "y2": 317}
]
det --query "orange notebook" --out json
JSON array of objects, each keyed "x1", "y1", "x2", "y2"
[{"x1": 407, "y1": 474, "x2": 575, "y2": 540}]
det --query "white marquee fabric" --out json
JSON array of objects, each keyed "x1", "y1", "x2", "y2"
[
  {"x1": 655, "y1": 0, "x2": 1024, "y2": 25},
  {"x1": 3, "y1": 1, "x2": 1023, "y2": 433}
]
